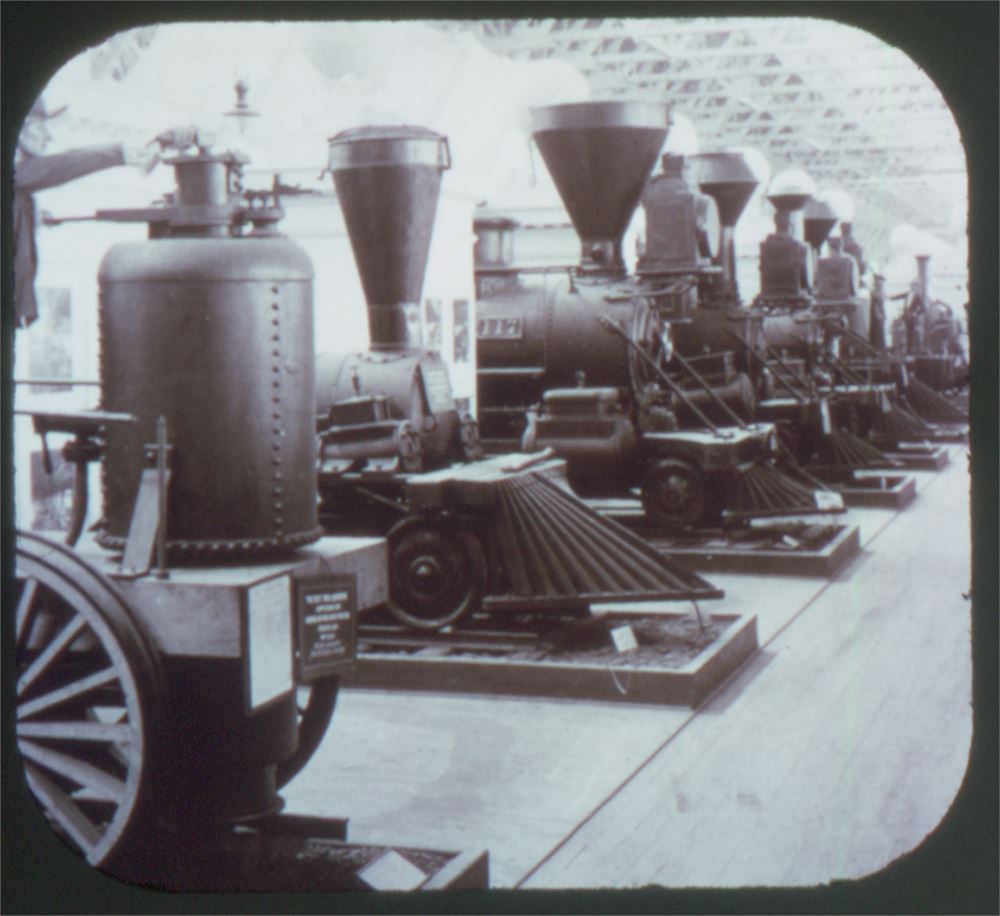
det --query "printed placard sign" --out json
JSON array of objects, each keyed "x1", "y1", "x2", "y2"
[
  {"x1": 611, "y1": 625, "x2": 638, "y2": 654},
  {"x1": 814, "y1": 490, "x2": 845, "y2": 511},
  {"x1": 296, "y1": 577, "x2": 357, "y2": 681}
]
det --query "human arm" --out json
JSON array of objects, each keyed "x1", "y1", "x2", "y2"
[{"x1": 13, "y1": 144, "x2": 130, "y2": 193}]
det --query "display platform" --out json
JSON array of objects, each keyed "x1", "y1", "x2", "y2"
[
  {"x1": 345, "y1": 612, "x2": 759, "y2": 708},
  {"x1": 844, "y1": 472, "x2": 918, "y2": 508},
  {"x1": 650, "y1": 523, "x2": 861, "y2": 577},
  {"x1": 126, "y1": 813, "x2": 488, "y2": 892},
  {"x1": 877, "y1": 442, "x2": 951, "y2": 470},
  {"x1": 590, "y1": 501, "x2": 862, "y2": 577},
  {"x1": 811, "y1": 471, "x2": 918, "y2": 509},
  {"x1": 916, "y1": 423, "x2": 968, "y2": 443}
]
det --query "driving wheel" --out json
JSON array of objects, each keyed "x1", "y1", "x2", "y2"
[
  {"x1": 386, "y1": 518, "x2": 486, "y2": 630},
  {"x1": 14, "y1": 531, "x2": 167, "y2": 869}
]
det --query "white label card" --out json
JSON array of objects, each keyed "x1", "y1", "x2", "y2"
[
  {"x1": 248, "y1": 575, "x2": 293, "y2": 710},
  {"x1": 814, "y1": 490, "x2": 845, "y2": 511},
  {"x1": 358, "y1": 850, "x2": 428, "y2": 892},
  {"x1": 611, "y1": 625, "x2": 638, "y2": 653}
]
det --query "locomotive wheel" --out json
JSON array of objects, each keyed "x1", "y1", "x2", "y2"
[
  {"x1": 640, "y1": 460, "x2": 706, "y2": 533},
  {"x1": 386, "y1": 518, "x2": 486, "y2": 630},
  {"x1": 275, "y1": 678, "x2": 340, "y2": 789},
  {"x1": 14, "y1": 531, "x2": 167, "y2": 870}
]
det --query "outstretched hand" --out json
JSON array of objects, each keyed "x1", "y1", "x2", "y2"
[
  {"x1": 147, "y1": 125, "x2": 212, "y2": 153},
  {"x1": 123, "y1": 145, "x2": 160, "y2": 175}
]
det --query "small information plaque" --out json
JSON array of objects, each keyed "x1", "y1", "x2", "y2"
[
  {"x1": 611, "y1": 624, "x2": 638, "y2": 654},
  {"x1": 358, "y1": 849, "x2": 428, "y2": 892},
  {"x1": 814, "y1": 490, "x2": 845, "y2": 511},
  {"x1": 295, "y1": 577, "x2": 357, "y2": 682}
]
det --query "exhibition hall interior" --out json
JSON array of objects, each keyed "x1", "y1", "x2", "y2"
[{"x1": 6, "y1": 12, "x2": 990, "y2": 907}]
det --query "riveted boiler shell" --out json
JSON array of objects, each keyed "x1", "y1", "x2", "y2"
[
  {"x1": 477, "y1": 274, "x2": 655, "y2": 390},
  {"x1": 98, "y1": 237, "x2": 320, "y2": 556}
]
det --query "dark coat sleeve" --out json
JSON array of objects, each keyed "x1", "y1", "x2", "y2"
[{"x1": 14, "y1": 145, "x2": 126, "y2": 193}]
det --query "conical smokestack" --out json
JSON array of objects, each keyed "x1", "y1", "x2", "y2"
[
  {"x1": 532, "y1": 101, "x2": 671, "y2": 274},
  {"x1": 915, "y1": 254, "x2": 930, "y2": 304},
  {"x1": 327, "y1": 126, "x2": 451, "y2": 351},
  {"x1": 696, "y1": 151, "x2": 760, "y2": 296},
  {"x1": 803, "y1": 196, "x2": 839, "y2": 254}
]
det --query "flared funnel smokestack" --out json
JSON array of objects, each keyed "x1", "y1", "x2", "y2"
[
  {"x1": 803, "y1": 196, "x2": 839, "y2": 254},
  {"x1": 915, "y1": 254, "x2": 930, "y2": 304},
  {"x1": 696, "y1": 151, "x2": 759, "y2": 297},
  {"x1": 766, "y1": 169, "x2": 816, "y2": 242},
  {"x1": 327, "y1": 126, "x2": 451, "y2": 351},
  {"x1": 532, "y1": 101, "x2": 671, "y2": 273}
]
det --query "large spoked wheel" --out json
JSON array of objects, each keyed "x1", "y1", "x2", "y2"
[
  {"x1": 386, "y1": 518, "x2": 487, "y2": 631},
  {"x1": 640, "y1": 459, "x2": 706, "y2": 533},
  {"x1": 275, "y1": 678, "x2": 340, "y2": 789},
  {"x1": 14, "y1": 531, "x2": 168, "y2": 870}
]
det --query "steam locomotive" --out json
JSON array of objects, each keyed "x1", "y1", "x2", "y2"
[
  {"x1": 888, "y1": 254, "x2": 968, "y2": 395},
  {"x1": 311, "y1": 123, "x2": 721, "y2": 630},
  {"x1": 475, "y1": 101, "x2": 843, "y2": 533},
  {"x1": 13, "y1": 122, "x2": 723, "y2": 885}
]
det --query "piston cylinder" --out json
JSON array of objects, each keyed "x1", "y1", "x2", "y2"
[{"x1": 98, "y1": 237, "x2": 321, "y2": 556}]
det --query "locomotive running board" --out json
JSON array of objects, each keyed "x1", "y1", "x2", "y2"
[
  {"x1": 588, "y1": 501, "x2": 862, "y2": 577},
  {"x1": 345, "y1": 612, "x2": 759, "y2": 708}
]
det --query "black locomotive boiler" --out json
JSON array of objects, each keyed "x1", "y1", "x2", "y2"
[
  {"x1": 313, "y1": 124, "x2": 721, "y2": 630},
  {"x1": 475, "y1": 101, "x2": 842, "y2": 534},
  {"x1": 13, "y1": 149, "x2": 387, "y2": 880}
]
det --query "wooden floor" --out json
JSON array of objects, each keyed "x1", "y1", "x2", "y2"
[{"x1": 283, "y1": 448, "x2": 972, "y2": 890}]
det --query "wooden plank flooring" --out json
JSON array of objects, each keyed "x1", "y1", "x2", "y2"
[
  {"x1": 521, "y1": 449, "x2": 971, "y2": 888},
  {"x1": 283, "y1": 447, "x2": 971, "y2": 890}
]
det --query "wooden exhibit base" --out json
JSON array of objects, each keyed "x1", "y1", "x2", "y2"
[
  {"x1": 651, "y1": 523, "x2": 862, "y2": 577},
  {"x1": 346, "y1": 613, "x2": 759, "y2": 708},
  {"x1": 917, "y1": 424, "x2": 968, "y2": 443},
  {"x1": 839, "y1": 472, "x2": 918, "y2": 509},
  {"x1": 125, "y1": 813, "x2": 489, "y2": 892},
  {"x1": 879, "y1": 443, "x2": 952, "y2": 471}
]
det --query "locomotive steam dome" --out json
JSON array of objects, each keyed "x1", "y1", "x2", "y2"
[{"x1": 97, "y1": 153, "x2": 322, "y2": 556}]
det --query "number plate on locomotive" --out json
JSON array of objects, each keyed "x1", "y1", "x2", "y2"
[
  {"x1": 477, "y1": 316, "x2": 523, "y2": 340},
  {"x1": 295, "y1": 577, "x2": 358, "y2": 682}
]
